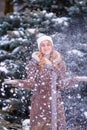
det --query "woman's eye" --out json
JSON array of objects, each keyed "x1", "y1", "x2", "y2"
[
  {"x1": 41, "y1": 44, "x2": 45, "y2": 47},
  {"x1": 47, "y1": 44, "x2": 51, "y2": 46}
]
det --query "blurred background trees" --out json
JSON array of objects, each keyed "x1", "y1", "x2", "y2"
[
  {"x1": 0, "y1": 0, "x2": 87, "y2": 130},
  {"x1": 0, "y1": 0, "x2": 87, "y2": 16}
]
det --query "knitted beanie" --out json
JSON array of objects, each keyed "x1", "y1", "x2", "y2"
[{"x1": 37, "y1": 35, "x2": 54, "y2": 49}]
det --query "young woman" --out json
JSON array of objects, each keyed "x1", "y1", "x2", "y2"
[{"x1": 3, "y1": 35, "x2": 85, "y2": 130}]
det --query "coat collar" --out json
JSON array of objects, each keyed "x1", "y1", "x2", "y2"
[{"x1": 32, "y1": 51, "x2": 62, "y2": 66}]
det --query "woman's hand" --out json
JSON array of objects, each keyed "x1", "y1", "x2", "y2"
[
  {"x1": 74, "y1": 76, "x2": 87, "y2": 82},
  {"x1": 3, "y1": 79, "x2": 18, "y2": 85}
]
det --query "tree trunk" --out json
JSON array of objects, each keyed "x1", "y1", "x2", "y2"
[
  {"x1": 4, "y1": 0, "x2": 13, "y2": 15},
  {"x1": 0, "y1": 0, "x2": 6, "y2": 15}
]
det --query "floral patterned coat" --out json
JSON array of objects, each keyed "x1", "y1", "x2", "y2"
[{"x1": 17, "y1": 51, "x2": 75, "y2": 130}]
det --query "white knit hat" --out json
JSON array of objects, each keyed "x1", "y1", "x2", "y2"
[{"x1": 37, "y1": 35, "x2": 54, "y2": 49}]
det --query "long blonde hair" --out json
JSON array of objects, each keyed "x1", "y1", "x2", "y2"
[{"x1": 38, "y1": 46, "x2": 61, "y2": 71}]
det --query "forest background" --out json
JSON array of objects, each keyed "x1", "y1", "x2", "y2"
[{"x1": 0, "y1": 0, "x2": 87, "y2": 130}]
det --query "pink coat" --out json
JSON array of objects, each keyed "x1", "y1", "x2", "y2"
[{"x1": 17, "y1": 51, "x2": 75, "y2": 130}]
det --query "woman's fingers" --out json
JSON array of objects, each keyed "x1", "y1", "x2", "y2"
[
  {"x1": 3, "y1": 79, "x2": 18, "y2": 85},
  {"x1": 74, "y1": 76, "x2": 87, "y2": 82}
]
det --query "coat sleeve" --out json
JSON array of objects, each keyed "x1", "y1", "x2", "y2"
[
  {"x1": 58, "y1": 76, "x2": 76, "y2": 90},
  {"x1": 58, "y1": 60, "x2": 66, "y2": 76},
  {"x1": 16, "y1": 61, "x2": 37, "y2": 90},
  {"x1": 57, "y1": 61, "x2": 77, "y2": 90}
]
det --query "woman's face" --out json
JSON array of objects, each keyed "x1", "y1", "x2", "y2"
[{"x1": 40, "y1": 40, "x2": 53, "y2": 55}]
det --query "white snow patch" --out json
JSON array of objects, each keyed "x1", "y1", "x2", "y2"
[
  {"x1": 45, "y1": 12, "x2": 54, "y2": 18},
  {"x1": 67, "y1": 49, "x2": 84, "y2": 57},
  {"x1": 77, "y1": 94, "x2": 81, "y2": 99},
  {"x1": 84, "y1": 111, "x2": 87, "y2": 119},
  {"x1": 25, "y1": 28, "x2": 36, "y2": 34},
  {"x1": 52, "y1": 17, "x2": 70, "y2": 24},
  {"x1": 22, "y1": 119, "x2": 30, "y2": 130},
  {"x1": 68, "y1": 95, "x2": 72, "y2": 99},
  {"x1": 42, "y1": 10, "x2": 47, "y2": 14},
  {"x1": 0, "y1": 66, "x2": 8, "y2": 73}
]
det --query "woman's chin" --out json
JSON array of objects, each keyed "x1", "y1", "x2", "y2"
[{"x1": 43, "y1": 52, "x2": 51, "y2": 55}]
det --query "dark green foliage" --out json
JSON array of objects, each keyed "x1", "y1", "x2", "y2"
[{"x1": 13, "y1": 0, "x2": 87, "y2": 16}]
